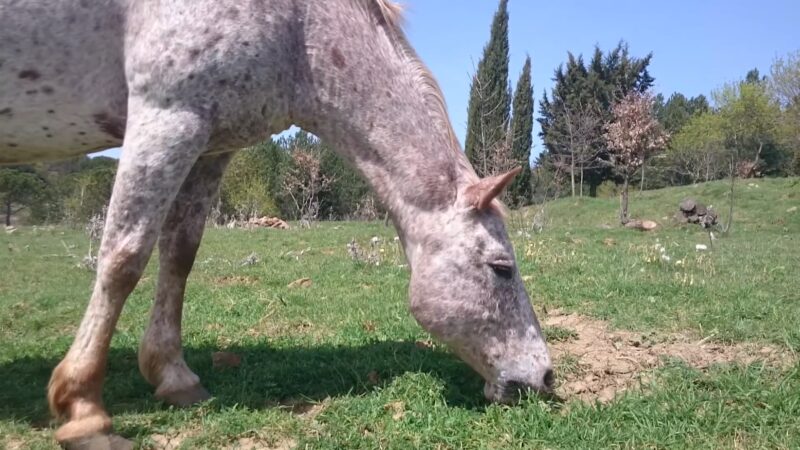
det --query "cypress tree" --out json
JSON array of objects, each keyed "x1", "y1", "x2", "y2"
[
  {"x1": 508, "y1": 56, "x2": 533, "y2": 205},
  {"x1": 464, "y1": 0, "x2": 510, "y2": 177}
]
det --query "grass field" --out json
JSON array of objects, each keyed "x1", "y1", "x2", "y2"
[{"x1": 1, "y1": 177, "x2": 799, "y2": 449}]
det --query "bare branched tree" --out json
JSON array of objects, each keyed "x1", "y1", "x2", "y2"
[
  {"x1": 281, "y1": 147, "x2": 335, "y2": 222},
  {"x1": 558, "y1": 102, "x2": 602, "y2": 197}
]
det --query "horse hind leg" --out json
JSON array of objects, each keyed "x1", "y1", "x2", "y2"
[
  {"x1": 138, "y1": 153, "x2": 232, "y2": 407},
  {"x1": 48, "y1": 101, "x2": 211, "y2": 445}
]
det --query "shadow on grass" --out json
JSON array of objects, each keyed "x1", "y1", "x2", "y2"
[{"x1": 0, "y1": 340, "x2": 486, "y2": 428}]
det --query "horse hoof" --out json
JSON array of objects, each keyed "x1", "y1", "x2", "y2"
[
  {"x1": 61, "y1": 434, "x2": 133, "y2": 450},
  {"x1": 157, "y1": 384, "x2": 211, "y2": 407}
]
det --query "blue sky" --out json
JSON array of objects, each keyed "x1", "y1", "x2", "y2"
[{"x1": 94, "y1": 0, "x2": 799, "y2": 160}]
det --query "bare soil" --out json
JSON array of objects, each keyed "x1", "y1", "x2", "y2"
[{"x1": 545, "y1": 309, "x2": 795, "y2": 403}]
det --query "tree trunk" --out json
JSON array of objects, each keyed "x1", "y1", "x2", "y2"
[
  {"x1": 5, "y1": 198, "x2": 11, "y2": 226},
  {"x1": 619, "y1": 174, "x2": 630, "y2": 225},
  {"x1": 724, "y1": 156, "x2": 736, "y2": 234},
  {"x1": 579, "y1": 165, "x2": 584, "y2": 197},
  {"x1": 639, "y1": 160, "x2": 646, "y2": 192},
  {"x1": 570, "y1": 156, "x2": 576, "y2": 197}
]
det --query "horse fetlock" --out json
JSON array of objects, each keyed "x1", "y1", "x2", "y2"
[
  {"x1": 54, "y1": 409, "x2": 113, "y2": 444},
  {"x1": 143, "y1": 354, "x2": 209, "y2": 406}
]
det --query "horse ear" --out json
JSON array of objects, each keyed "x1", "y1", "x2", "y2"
[{"x1": 463, "y1": 167, "x2": 522, "y2": 210}]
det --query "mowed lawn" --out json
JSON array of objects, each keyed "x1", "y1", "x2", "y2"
[{"x1": 1, "y1": 177, "x2": 799, "y2": 449}]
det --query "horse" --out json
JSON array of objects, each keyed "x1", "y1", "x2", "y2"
[{"x1": 0, "y1": 0, "x2": 553, "y2": 445}]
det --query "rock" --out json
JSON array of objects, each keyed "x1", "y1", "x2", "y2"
[
  {"x1": 288, "y1": 277, "x2": 312, "y2": 288},
  {"x1": 679, "y1": 198, "x2": 697, "y2": 213},
  {"x1": 694, "y1": 204, "x2": 707, "y2": 216},
  {"x1": 624, "y1": 220, "x2": 658, "y2": 231}
]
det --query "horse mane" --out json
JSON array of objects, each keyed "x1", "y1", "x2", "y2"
[{"x1": 365, "y1": 0, "x2": 480, "y2": 186}]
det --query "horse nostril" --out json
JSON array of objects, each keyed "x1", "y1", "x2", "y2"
[{"x1": 543, "y1": 368, "x2": 555, "y2": 389}]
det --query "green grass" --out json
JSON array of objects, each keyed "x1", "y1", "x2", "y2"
[{"x1": 1, "y1": 177, "x2": 799, "y2": 449}]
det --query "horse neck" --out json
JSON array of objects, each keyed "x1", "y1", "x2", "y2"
[{"x1": 295, "y1": 1, "x2": 474, "y2": 264}]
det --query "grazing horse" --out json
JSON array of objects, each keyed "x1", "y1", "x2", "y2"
[{"x1": 0, "y1": 0, "x2": 553, "y2": 444}]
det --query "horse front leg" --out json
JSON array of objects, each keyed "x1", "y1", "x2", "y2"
[
  {"x1": 47, "y1": 101, "x2": 210, "y2": 445},
  {"x1": 138, "y1": 153, "x2": 232, "y2": 406}
]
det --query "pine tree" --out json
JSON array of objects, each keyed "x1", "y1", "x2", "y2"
[
  {"x1": 464, "y1": 0, "x2": 510, "y2": 177},
  {"x1": 508, "y1": 56, "x2": 533, "y2": 205},
  {"x1": 538, "y1": 42, "x2": 654, "y2": 196}
]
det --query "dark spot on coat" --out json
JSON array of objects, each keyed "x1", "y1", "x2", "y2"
[
  {"x1": 47, "y1": 109, "x2": 55, "y2": 114},
  {"x1": 41, "y1": 126, "x2": 49, "y2": 130},
  {"x1": 19, "y1": 69, "x2": 41, "y2": 80},
  {"x1": 227, "y1": 7, "x2": 239, "y2": 19},
  {"x1": 25, "y1": 89, "x2": 38, "y2": 95},
  {"x1": 205, "y1": 34, "x2": 223, "y2": 51},
  {"x1": 41, "y1": 85, "x2": 55, "y2": 95},
  {"x1": 93, "y1": 112, "x2": 125, "y2": 140},
  {"x1": 7, "y1": 143, "x2": 18, "y2": 147},
  {"x1": 244, "y1": 72, "x2": 252, "y2": 82},
  {"x1": 187, "y1": 74, "x2": 195, "y2": 80},
  {"x1": 386, "y1": 91, "x2": 393, "y2": 98},
  {"x1": 217, "y1": 79, "x2": 227, "y2": 86},
  {"x1": 331, "y1": 47, "x2": 346, "y2": 69},
  {"x1": 0, "y1": 107, "x2": 11, "y2": 116},
  {"x1": 188, "y1": 49, "x2": 200, "y2": 60},
  {"x1": 46, "y1": 134, "x2": 53, "y2": 138},
  {"x1": 69, "y1": 122, "x2": 76, "y2": 126},
  {"x1": 167, "y1": 58, "x2": 175, "y2": 67},
  {"x1": 242, "y1": 41, "x2": 250, "y2": 46},
  {"x1": 78, "y1": 131, "x2": 86, "y2": 135}
]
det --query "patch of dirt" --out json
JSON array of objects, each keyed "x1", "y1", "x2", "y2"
[
  {"x1": 266, "y1": 397, "x2": 329, "y2": 420},
  {"x1": 545, "y1": 310, "x2": 796, "y2": 403},
  {"x1": 4, "y1": 438, "x2": 25, "y2": 450},
  {"x1": 231, "y1": 437, "x2": 297, "y2": 450},
  {"x1": 214, "y1": 275, "x2": 259, "y2": 286},
  {"x1": 150, "y1": 429, "x2": 199, "y2": 449}
]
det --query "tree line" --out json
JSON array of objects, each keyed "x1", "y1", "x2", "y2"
[
  {"x1": 1, "y1": 131, "x2": 378, "y2": 226},
  {"x1": 3, "y1": 0, "x2": 799, "y2": 226}
]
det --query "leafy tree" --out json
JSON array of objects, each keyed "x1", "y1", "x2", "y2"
[
  {"x1": 60, "y1": 163, "x2": 117, "y2": 224},
  {"x1": 769, "y1": 50, "x2": 800, "y2": 174},
  {"x1": 219, "y1": 145, "x2": 280, "y2": 220},
  {"x1": 714, "y1": 80, "x2": 783, "y2": 176},
  {"x1": 655, "y1": 92, "x2": 710, "y2": 134},
  {"x1": 0, "y1": 166, "x2": 47, "y2": 226},
  {"x1": 465, "y1": 0, "x2": 510, "y2": 177},
  {"x1": 603, "y1": 91, "x2": 669, "y2": 224},
  {"x1": 318, "y1": 147, "x2": 373, "y2": 219},
  {"x1": 538, "y1": 41, "x2": 654, "y2": 196},
  {"x1": 745, "y1": 68, "x2": 766, "y2": 85},
  {"x1": 663, "y1": 112, "x2": 727, "y2": 184},
  {"x1": 507, "y1": 56, "x2": 534, "y2": 205},
  {"x1": 713, "y1": 80, "x2": 782, "y2": 233}
]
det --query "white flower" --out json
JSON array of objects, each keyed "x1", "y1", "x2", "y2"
[
  {"x1": 695, "y1": 244, "x2": 708, "y2": 251},
  {"x1": 660, "y1": 254, "x2": 671, "y2": 263}
]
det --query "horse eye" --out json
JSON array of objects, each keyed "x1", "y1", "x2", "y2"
[{"x1": 489, "y1": 263, "x2": 514, "y2": 279}]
